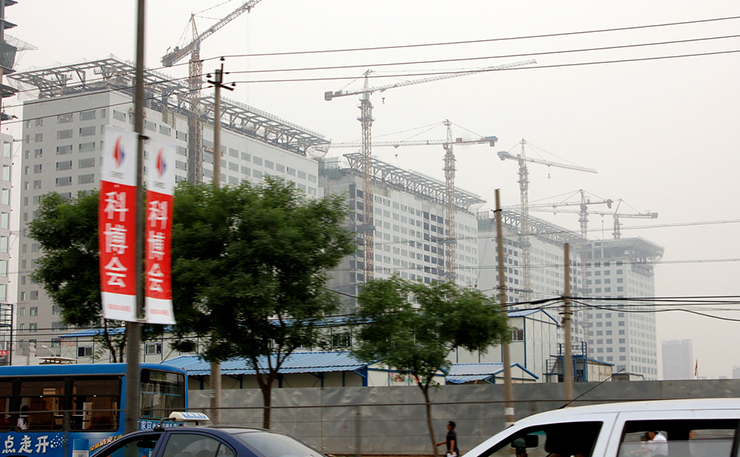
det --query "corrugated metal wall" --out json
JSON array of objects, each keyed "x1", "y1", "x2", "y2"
[{"x1": 189, "y1": 379, "x2": 740, "y2": 456}]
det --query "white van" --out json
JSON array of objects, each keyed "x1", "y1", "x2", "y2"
[{"x1": 465, "y1": 398, "x2": 740, "y2": 457}]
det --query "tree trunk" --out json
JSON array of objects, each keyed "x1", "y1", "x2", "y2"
[
  {"x1": 260, "y1": 380, "x2": 272, "y2": 429},
  {"x1": 421, "y1": 385, "x2": 438, "y2": 457}
]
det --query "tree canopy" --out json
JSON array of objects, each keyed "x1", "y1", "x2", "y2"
[
  {"x1": 29, "y1": 190, "x2": 128, "y2": 361},
  {"x1": 351, "y1": 276, "x2": 510, "y2": 455},
  {"x1": 170, "y1": 178, "x2": 355, "y2": 427}
]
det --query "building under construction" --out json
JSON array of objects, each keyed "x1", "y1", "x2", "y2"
[
  {"x1": 7, "y1": 57, "x2": 329, "y2": 359},
  {"x1": 320, "y1": 153, "x2": 485, "y2": 310}
]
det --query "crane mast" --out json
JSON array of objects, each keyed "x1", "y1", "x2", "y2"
[
  {"x1": 443, "y1": 120, "x2": 456, "y2": 278},
  {"x1": 329, "y1": 122, "x2": 497, "y2": 280},
  {"x1": 326, "y1": 60, "x2": 535, "y2": 283},
  {"x1": 162, "y1": 0, "x2": 263, "y2": 183},
  {"x1": 359, "y1": 72, "x2": 375, "y2": 281}
]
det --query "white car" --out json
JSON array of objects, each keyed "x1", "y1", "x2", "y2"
[{"x1": 465, "y1": 398, "x2": 740, "y2": 457}]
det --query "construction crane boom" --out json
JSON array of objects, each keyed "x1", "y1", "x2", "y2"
[
  {"x1": 161, "y1": 0, "x2": 263, "y2": 67},
  {"x1": 326, "y1": 60, "x2": 535, "y2": 283},
  {"x1": 497, "y1": 150, "x2": 597, "y2": 174},
  {"x1": 330, "y1": 122, "x2": 496, "y2": 279},
  {"x1": 325, "y1": 59, "x2": 536, "y2": 101}
]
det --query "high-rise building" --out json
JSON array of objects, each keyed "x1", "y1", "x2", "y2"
[
  {"x1": 662, "y1": 339, "x2": 694, "y2": 380},
  {"x1": 586, "y1": 238, "x2": 664, "y2": 379},
  {"x1": 477, "y1": 211, "x2": 664, "y2": 381},
  {"x1": 7, "y1": 57, "x2": 329, "y2": 361},
  {"x1": 0, "y1": 0, "x2": 19, "y2": 366},
  {"x1": 320, "y1": 153, "x2": 483, "y2": 310}
]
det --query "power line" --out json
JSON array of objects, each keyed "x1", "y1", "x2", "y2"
[{"x1": 197, "y1": 14, "x2": 740, "y2": 60}]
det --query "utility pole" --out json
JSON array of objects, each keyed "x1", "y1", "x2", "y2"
[
  {"x1": 126, "y1": 0, "x2": 146, "y2": 435},
  {"x1": 205, "y1": 58, "x2": 233, "y2": 426},
  {"x1": 563, "y1": 243, "x2": 574, "y2": 403},
  {"x1": 207, "y1": 57, "x2": 234, "y2": 188},
  {"x1": 494, "y1": 190, "x2": 515, "y2": 426}
]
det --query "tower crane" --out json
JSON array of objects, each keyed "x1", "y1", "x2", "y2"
[
  {"x1": 330, "y1": 120, "x2": 497, "y2": 280},
  {"x1": 325, "y1": 59, "x2": 536, "y2": 281},
  {"x1": 497, "y1": 140, "x2": 597, "y2": 302},
  {"x1": 540, "y1": 200, "x2": 658, "y2": 239},
  {"x1": 162, "y1": 0, "x2": 263, "y2": 183},
  {"x1": 514, "y1": 190, "x2": 612, "y2": 298}
]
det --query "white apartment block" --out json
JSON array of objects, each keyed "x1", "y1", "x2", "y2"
[
  {"x1": 477, "y1": 211, "x2": 664, "y2": 381},
  {"x1": 320, "y1": 154, "x2": 483, "y2": 311},
  {"x1": 7, "y1": 58, "x2": 329, "y2": 361},
  {"x1": 585, "y1": 238, "x2": 663, "y2": 379}
]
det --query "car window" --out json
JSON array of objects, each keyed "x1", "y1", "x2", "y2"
[
  {"x1": 162, "y1": 433, "x2": 234, "y2": 457},
  {"x1": 95, "y1": 433, "x2": 161, "y2": 457},
  {"x1": 618, "y1": 419, "x2": 737, "y2": 457},
  {"x1": 478, "y1": 422, "x2": 603, "y2": 457},
  {"x1": 234, "y1": 431, "x2": 324, "y2": 457}
]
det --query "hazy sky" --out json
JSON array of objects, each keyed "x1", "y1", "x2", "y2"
[{"x1": 7, "y1": 1, "x2": 740, "y2": 379}]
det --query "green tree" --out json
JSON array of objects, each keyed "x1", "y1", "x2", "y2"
[
  {"x1": 351, "y1": 276, "x2": 510, "y2": 456},
  {"x1": 170, "y1": 178, "x2": 355, "y2": 428},
  {"x1": 28, "y1": 191, "x2": 129, "y2": 361}
]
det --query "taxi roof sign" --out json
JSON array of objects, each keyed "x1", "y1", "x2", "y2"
[{"x1": 168, "y1": 412, "x2": 209, "y2": 422}]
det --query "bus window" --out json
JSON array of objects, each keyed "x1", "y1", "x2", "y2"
[
  {"x1": 140, "y1": 369, "x2": 185, "y2": 419},
  {"x1": 19, "y1": 379, "x2": 64, "y2": 431},
  {"x1": 71, "y1": 377, "x2": 121, "y2": 431},
  {"x1": 0, "y1": 380, "x2": 11, "y2": 430}
]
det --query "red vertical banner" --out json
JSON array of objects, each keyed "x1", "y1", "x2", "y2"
[
  {"x1": 145, "y1": 139, "x2": 176, "y2": 325},
  {"x1": 99, "y1": 126, "x2": 138, "y2": 322}
]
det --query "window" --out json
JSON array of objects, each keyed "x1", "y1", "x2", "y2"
[
  {"x1": 0, "y1": 213, "x2": 7, "y2": 229},
  {"x1": 145, "y1": 343, "x2": 163, "y2": 355},
  {"x1": 159, "y1": 125, "x2": 172, "y2": 136},
  {"x1": 511, "y1": 328, "x2": 524, "y2": 341},
  {"x1": 78, "y1": 346, "x2": 93, "y2": 357},
  {"x1": 79, "y1": 142, "x2": 96, "y2": 152},
  {"x1": 79, "y1": 126, "x2": 95, "y2": 137},
  {"x1": 58, "y1": 113, "x2": 73, "y2": 123},
  {"x1": 34, "y1": 149, "x2": 43, "y2": 158},
  {"x1": 71, "y1": 377, "x2": 120, "y2": 430},
  {"x1": 1, "y1": 166, "x2": 8, "y2": 182},
  {"x1": 18, "y1": 378, "x2": 64, "y2": 430},
  {"x1": 29, "y1": 307, "x2": 38, "y2": 316},
  {"x1": 78, "y1": 174, "x2": 95, "y2": 184},
  {"x1": 480, "y1": 422, "x2": 602, "y2": 457},
  {"x1": 161, "y1": 434, "x2": 234, "y2": 457},
  {"x1": 331, "y1": 332, "x2": 352, "y2": 348},
  {"x1": 618, "y1": 420, "x2": 737, "y2": 457},
  {"x1": 79, "y1": 157, "x2": 95, "y2": 168},
  {"x1": 113, "y1": 110, "x2": 127, "y2": 122},
  {"x1": 57, "y1": 144, "x2": 73, "y2": 155},
  {"x1": 57, "y1": 129, "x2": 73, "y2": 139},
  {"x1": 56, "y1": 177, "x2": 72, "y2": 187},
  {"x1": 56, "y1": 161, "x2": 72, "y2": 171},
  {"x1": 80, "y1": 110, "x2": 96, "y2": 121}
]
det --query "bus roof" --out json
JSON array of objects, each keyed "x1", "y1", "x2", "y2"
[{"x1": 0, "y1": 363, "x2": 186, "y2": 376}]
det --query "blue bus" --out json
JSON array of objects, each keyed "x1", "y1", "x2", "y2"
[{"x1": 0, "y1": 363, "x2": 188, "y2": 457}]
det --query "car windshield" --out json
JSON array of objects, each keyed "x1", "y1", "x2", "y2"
[{"x1": 234, "y1": 431, "x2": 324, "y2": 457}]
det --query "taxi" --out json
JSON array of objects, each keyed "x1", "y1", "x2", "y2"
[{"x1": 90, "y1": 413, "x2": 326, "y2": 457}]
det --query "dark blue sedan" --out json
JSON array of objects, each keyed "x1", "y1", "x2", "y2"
[{"x1": 92, "y1": 414, "x2": 325, "y2": 457}]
